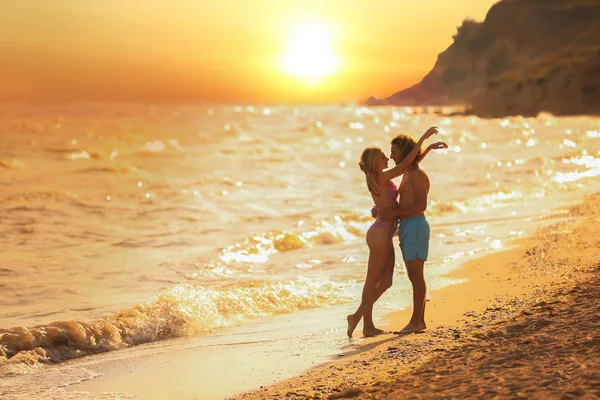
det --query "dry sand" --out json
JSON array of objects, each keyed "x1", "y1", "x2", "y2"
[{"x1": 234, "y1": 194, "x2": 600, "y2": 399}]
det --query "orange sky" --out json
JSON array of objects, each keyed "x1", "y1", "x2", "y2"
[{"x1": 0, "y1": 0, "x2": 498, "y2": 104}]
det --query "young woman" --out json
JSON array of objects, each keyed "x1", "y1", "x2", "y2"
[{"x1": 348, "y1": 126, "x2": 440, "y2": 337}]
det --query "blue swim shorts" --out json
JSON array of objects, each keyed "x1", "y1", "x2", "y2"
[{"x1": 398, "y1": 215, "x2": 430, "y2": 261}]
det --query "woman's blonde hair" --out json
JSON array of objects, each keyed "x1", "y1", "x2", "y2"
[{"x1": 358, "y1": 146, "x2": 382, "y2": 196}]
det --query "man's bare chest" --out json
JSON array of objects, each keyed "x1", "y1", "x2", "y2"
[{"x1": 398, "y1": 176, "x2": 415, "y2": 196}]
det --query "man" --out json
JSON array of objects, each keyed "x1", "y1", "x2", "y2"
[{"x1": 379, "y1": 133, "x2": 444, "y2": 333}]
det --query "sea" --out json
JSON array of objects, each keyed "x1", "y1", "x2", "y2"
[{"x1": 1, "y1": 103, "x2": 599, "y2": 398}]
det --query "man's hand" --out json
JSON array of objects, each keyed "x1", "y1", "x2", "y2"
[
  {"x1": 378, "y1": 207, "x2": 398, "y2": 221},
  {"x1": 371, "y1": 206, "x2": 378, "y2": 218},
  {"x1": 428, "y1": 141, "x2": 448, "y2": 150}
]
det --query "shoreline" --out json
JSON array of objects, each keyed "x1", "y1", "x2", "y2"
[{"x1": 233, "y1": 193, "x2": 600, "y2": 399}]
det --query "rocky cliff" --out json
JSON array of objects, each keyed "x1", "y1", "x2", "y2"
[{"x1": 366, "y1": 0, "x2": 600, "y2": 117}]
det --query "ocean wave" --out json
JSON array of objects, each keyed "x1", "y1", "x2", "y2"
[
  {"x1": 7, "y1": 205, "x2": 47, "y2": 212},
  {"x1": 76, "y1": 165, "x2": 135, "y2": 174},
  {"x1": 427, "y1": 189, "x2": 547, "y2": 217},
  {"x1": 428, "y1": 201, "x2": 461, "y2": 215},
  {"x1": 45, "y1": 147, "x2": 79, "y2": 154},
  {"x1": 68, "y1": 200, "x2": 107, "y2": 212},
  {"x1": 0, "y1": 159, "x2": 25, "y2": 170},
  {"x1": 47, "y1": 147, "x2": 106, "y2": 160},
  {"x1": 124, "y1": 139, "x2": 186, "y2": 157},
  {"x1": 0, "y1": 268, "x2": 16, "y2": 276},
  {"x1": 219, "y1": 217, "x2": 365, "y2": 264},
  {"x1": 0, "y1": 278, "x2": 349, "y2": 371},
  {"x1": 3, "y1": 191, "x2": 64, "y2": 203},
  {"x1": 136, "y1": 206, "x2": 204, "y2": 217}
]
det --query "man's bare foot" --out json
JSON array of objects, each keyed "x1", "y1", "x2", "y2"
[
  {"x1": 363, "y1": 327, "x2": 387, "y2": 337},
  {"x1": 395, "y1": 322, "x2": 426, "y2": 334},
  {"x1": 347, "y1": 314, "x2": 360, "y2": 338}
]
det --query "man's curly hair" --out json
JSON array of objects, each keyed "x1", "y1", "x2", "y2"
[{"x1": 391, "y1": 134, "x2": 423, "y2": 165}]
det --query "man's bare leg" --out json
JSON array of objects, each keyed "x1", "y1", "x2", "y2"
[
  {"x1": 347, "y1": 241, "x2": 394, "y2": 338},
  {"x1": 398, "y1": 258, "x2": 427, "y2": 333},
  {"x1": 421, "y1": 287, "x2": 427, "y2": 329}
]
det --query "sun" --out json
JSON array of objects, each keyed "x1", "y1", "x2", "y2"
[{"x1": 281, "y1": 20, "x2": 339, "y2": 80}]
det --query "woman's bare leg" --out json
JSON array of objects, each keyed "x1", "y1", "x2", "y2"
[
  {"x1": 347, "y1": 228, "x2": 391, "y2": 337},
  {"x1": 347, "y1": 240, "x2": 395, "y2": 337}
]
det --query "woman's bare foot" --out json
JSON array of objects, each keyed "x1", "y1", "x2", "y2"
[
  {"x1": 347, "y1": 314, "x2": 360, "y2": 338},
  {"x1": 396, "y1": 322, "x2": 426, "y2": 334},
  {"x1": 363, "y1": 326, "x2": 387, "y2": 337}
]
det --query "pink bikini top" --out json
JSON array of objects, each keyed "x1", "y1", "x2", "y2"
[{"x1": 387, "y1": 181, "x2": 398, "y2": 201}]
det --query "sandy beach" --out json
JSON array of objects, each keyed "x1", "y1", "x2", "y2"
[{"x1": 234, "y1": 193, "x2": 600, "y2": 399}]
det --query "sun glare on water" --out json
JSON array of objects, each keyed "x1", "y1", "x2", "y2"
[{"x1": 282, "y1": 20, "x2": 339, "y2": 80}]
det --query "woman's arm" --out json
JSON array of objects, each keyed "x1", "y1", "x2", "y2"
[{"x1": 379, "y1": 127, "x2": 438, "y2": 182}]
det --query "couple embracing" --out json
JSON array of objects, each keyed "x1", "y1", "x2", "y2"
[{"x1": 348, "y1": 127, "x2": 447, "y2": 338}]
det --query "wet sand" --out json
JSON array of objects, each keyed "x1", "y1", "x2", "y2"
[{"x1": 234, "y1": 194, "x2": 600, "y2": 399}]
